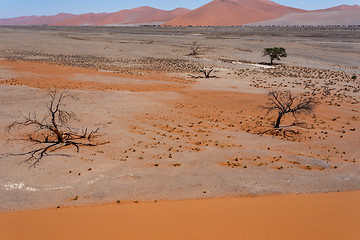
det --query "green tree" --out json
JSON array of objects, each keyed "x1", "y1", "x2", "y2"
[{"x1": 263, "y1": 47, "x2": 287, "y2": 65}]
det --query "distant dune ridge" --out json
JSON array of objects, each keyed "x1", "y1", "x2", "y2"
[
  {"x1": 319, "y1": 4, "x2": 360, "y2": 11},
  {"x1": 0, "y1": 7, "x2": 190, "y2": 26},
  {"x1": 0, "y1": 13, "x2": 76, "y2": 26},
  {"x1": 0, "y1": 1, "x2": 359, "y2": 26},
  {"x1": 54, "y1": 7, "x2": 190, "y2": 26},
  {"x1": 250, "y1": 9, "x2": 360, "y2": 26}
]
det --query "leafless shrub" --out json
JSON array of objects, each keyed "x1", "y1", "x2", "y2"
[
  {"x1": 189, "y1": 68, "x2": 216, "y2": 79},
  {"x1": 4, "y1": 90, "x2": 108, "y2": 168},
  {"x1": 189, "y1": 41, "x2": 200, "y2": 56},
  {"x1": 200, "y1": 68, "x2": 214, "y2": 78}
]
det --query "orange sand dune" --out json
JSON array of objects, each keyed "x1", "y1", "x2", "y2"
[
  {"x1": 1, "y1": 191, "x2": 359, "y2": 240},
  {"x1": 0, "y1": 7, "x2": 190, "y2": 26},
  {"x1": 165, "y1": 0, "x2": 306, "y2": 26}
]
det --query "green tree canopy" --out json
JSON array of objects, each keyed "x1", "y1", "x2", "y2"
[{"x1": 263, "y1": 47, "x2": 287, "y2": 65}]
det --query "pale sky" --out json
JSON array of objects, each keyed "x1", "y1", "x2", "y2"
[{"x1": 0, "y1": 0, "x2": 359, "y2": 18}]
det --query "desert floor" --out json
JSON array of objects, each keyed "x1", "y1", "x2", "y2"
[{"x1": 0, "y1": 26, "x2": 359, "y2": 231}]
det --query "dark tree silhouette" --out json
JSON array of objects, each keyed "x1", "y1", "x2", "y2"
[
  {"x1": 200, "y1": 68, "x2": 214, "y2": 78},
  {"x1": 189, "y1": 68, "x2": 215, "y2": 79},
  {"x1": 264, "y1": 90, "x2": 318, "y2": 129},
  {"x1": 5, "y1": 90, "x2": 108, "y2": 168},
  {"x1": 263, "y1": 47, "x2": 287, "y2": 65}
]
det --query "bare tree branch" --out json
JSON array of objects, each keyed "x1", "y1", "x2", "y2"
[
  {"x1": 5, "y1": 90, "x2": 108, "y2": 168},
  {"x1": 188, "y1": 68, "x2": 216, "y2": 79},
  {"x1": 263, "y1": 90, "x2": 318, "y2": 129}
]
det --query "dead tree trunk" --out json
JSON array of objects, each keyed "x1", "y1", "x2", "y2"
[{"x1": 274, "y1": 113, "x2": 283, "y2": 129}]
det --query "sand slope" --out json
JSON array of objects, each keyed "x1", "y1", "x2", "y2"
[
  {"x1": 319, "y1": 4, "x2": 360, "y2": 12},
  {"x1": 165, "y1": 0, "x2": 306, "y2": 26},
  {"x1": 1, "y1": 191, "x2": 359, "y2": 240},
  {"x1": 251, "y1": 9, "x2": 360, "y2": 26}
]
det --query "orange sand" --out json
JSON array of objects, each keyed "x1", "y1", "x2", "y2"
[
  {"x1": 0, "y1": 60, "x2": 189, "y2": 92},
  {"x1": 1, "y1": 191, "x2": 359, "y2": 240}
]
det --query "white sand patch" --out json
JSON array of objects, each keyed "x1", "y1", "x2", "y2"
[
  {"x1": 196, "y1": 58, "x2": 275, "y2": 69},
  {"x1": 4, "y1": 182, "x2": 38, "y2": 191},
  {"x1": 4, "y1": 182, "x2": 25, "y2": 191},
  {"x1": 42, "y1": 186, "x2": 73, "y2": 191},
  {"x1": 233, "y1": 61, "x2": 275, "y2": 69},
  {"x1": 3, "y1": 182, "x2": 72, "y2": 191},
  {"x1": 25, "y1": 186, "x2": 38, "y2": 192},
  {"x1": 86, "y1": 175, "x2": 105, "y2": 185}
]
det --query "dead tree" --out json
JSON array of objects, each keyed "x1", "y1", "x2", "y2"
[
  {"x1": 189, "y1": 41, "x2": 200, "y2": 56},
  {"x1": 200, "y1": 68, "x2": 214, "y2": 78},
  {"x1": 264, "y1": 90, "x2": 318, "y2": 129},
  {"x1": 5, "y1": 90, "x2": 108, "y2": 168},
  {"x1": 189, "y1": 68, "x2": 216, "y2": 79}
]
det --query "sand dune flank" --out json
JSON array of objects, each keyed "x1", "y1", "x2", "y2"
[{"x1": 0, "y1": 191, "x2": 359, "y2": 240}]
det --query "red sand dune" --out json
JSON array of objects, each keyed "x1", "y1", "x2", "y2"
[
  {"x1": 0, "y1": 2, "x2": 358, "y2": 27},
  {"x1": 320, "y1": 4, "x2": 360, "y2": 11},
  {"x1": 0, "y1": 7, "x2": 190, "y2": 26},
  {"x1": 165, "y1": 0, "x2": 307, "y2": 26},
  {"x1": 0, "y1": 13, "x2": 75, "y2": 26},
  {"x1": 55, "y1": 7, "x2": 190, "y2": 26}
]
